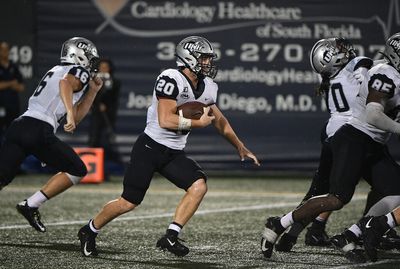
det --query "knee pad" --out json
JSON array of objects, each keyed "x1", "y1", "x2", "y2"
[{"x1": 65, "y1": 173, "x2": 82, "y2": 185}]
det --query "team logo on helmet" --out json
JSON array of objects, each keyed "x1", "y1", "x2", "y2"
[
  {"x1": 183, "y1": 42, "x2": 202, "y2": 52},
  {"x1": 389, "y1": 38, "x2": 400, "y2": 51}
]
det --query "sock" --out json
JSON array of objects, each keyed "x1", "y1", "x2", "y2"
[
  {"x1": 280, "y1": 212, "x2": 294, "y2": 229},
  {"x1": 343, "y1": 229, "x2": 359, "y2": 242},
  {"x1": 386, "y1": 212, "x2": 398, "y2": 228},
  {"x1": 166, "y1": 222, "x2": 182, "y2": 237},
  {"x1": 26, "y1": 190, "x2": 49, "y2": 208},
  {"x1": 287, "y1": 222, "x2": 305, "y2": 237},
  {"x1": 349, "y1": 224, "x2": 362, "y2": 238},
  {"x1": 311, "y1": 217, "x2": 326, "y2": 229},
  {"x1": 89, "y1": 219, "x2": 100, "y2": 233}
]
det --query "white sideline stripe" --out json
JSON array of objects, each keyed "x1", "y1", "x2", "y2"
[
  {"x1": 327, "y1": 259, "x2": 400, "y2": 269},
  {"x1": 0, "y1": 196, "x2": 365, "y2": 231},
  {"x1": 0, "y1": 202, "x2": 301, "y2": 230}
]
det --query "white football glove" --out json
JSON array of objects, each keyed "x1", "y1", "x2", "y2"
[{"x1": 353, "y1": 67, "x2": 369, "y2": 84}]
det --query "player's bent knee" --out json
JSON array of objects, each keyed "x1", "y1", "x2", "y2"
[
  {"x1": 327, "y1": 194, "x2": 344, "y2": 210},
  {"x1": 188, "y1": 178, "x2": 208, "y2": 197},
  {"x1": 68, "y1": 160, "x2": 87, "y2": 178},
  {"x1": 118, "y1": 197, "x2": 137, "y2": 213},
  {"x1": 65, "y1": 173, "x2": 83, "y2": 185}
]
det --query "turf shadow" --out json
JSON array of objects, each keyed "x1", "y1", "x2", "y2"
[
  {"x1": 0, "y1": 241, "x2": 124, "y2": 255},
  {"x1": 96, "y1": 256, "x2": 228, "y2": 269}
]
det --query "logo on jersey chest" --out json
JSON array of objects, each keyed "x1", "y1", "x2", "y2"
[{"x1": 180, "y1": 87, "x2": 189, "y2": 99}]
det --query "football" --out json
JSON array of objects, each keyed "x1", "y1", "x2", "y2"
[{"x1": 176, "y1": 102, "x2": 211, "y2": 120}]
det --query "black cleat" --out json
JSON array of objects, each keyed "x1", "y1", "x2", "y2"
[
  {"x1": 305, "y1": 226, "x2": 331, "y2": 246},
  {"x1": 379, "y1": 228, "x2": 400, "y2": 250},
  {"x1": 16, "y1": 200, "x2": 46, "y2": 232},
  {"x1": 156, "y1": 234, "x2": 189, "y2": 257},
  {"x1": 78, "y1": 225, "x2": 98, "y2": 257},
  {"x1": 330, "y1": 230, "x2": 366, "y2": 263},
  {"x1": 344, "y1": 249, "x2": 367, "y2": 263},
  {"x1": 275, "y1": 233, "x2": 297, "y2": 252},
  {"x1": 261, "y1": 217, "x2": 285, "y2": 258},
  {"x1": 362, "y1": 216, "x2": 390, "y2": 262}
]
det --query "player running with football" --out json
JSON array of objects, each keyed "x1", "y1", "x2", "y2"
[
  {"x1": 78, "y1": 36, "x2": 259, "y2": 257},
  {"x1": 261, "y1": 35, "x2": 400, "y2": 261},
  {"x1": 0, "y1": 37, "x2": 103, "y2": 232}
]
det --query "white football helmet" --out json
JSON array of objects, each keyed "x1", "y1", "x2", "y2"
[
  {"x1": 310, "y1": 37, "x2": 355, "y2": 77},
  {"x1": 60, "y1": 37, "x2": 99, "y2": 72},
  {"x1": 175, "y1": 36, "x2": 218, "y2": 78},
  {"x1": 383, "y1": 32, "x2": 400, "y2": 71}
]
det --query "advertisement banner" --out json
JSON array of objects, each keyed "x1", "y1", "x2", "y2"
[{"x1": 34, "y1": 0, "x2": 400, "y2": 173}]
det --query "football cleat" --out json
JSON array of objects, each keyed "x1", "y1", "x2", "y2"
[
  {"x1": 362, "y1": 216, "x2": 391, "y2": 262},
  {"x1": 78, "y1": 224, "x2": 98, "y2": 257},
  {"x1": 156, "y1": 234, "x2": 189, "y2": 257},
  {"x1": 16, "y1": 200, "x2": 46, "y2": 232},
  {"x1": 379, "y1": 228, "x2": 400, "y2": 250},
  {"x1": 305, "y1": 226, "x2": 331, "y2": 246},
  {"x1": 275, "y1": 233, "x2": 297, "y2": 252},
  {"x1": 261, "y1": 217, "x2": 285, "y2": 258},
  {"x1": 330, "y1": 230, "x2": 366, "y2": 263}
]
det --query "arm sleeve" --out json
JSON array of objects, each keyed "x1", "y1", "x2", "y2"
[{"x1": 366, "y1": 102, "x2": 400, "y2": 134}]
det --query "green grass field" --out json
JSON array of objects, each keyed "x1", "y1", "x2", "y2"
[{"x1": 1, "y1": 175, "x2": 399, "y2": 269}]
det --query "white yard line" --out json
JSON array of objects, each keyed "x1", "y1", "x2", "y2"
[
  {"x1": 0, "y1": 197, "x2": 365, "y2": 230},
  {"x1": 327, "y1": 259, "x2": 400, "y2": 269}
]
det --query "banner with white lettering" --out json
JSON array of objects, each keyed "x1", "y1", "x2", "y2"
[{"x1": 35, "y1": 0, "x2": 400, "y2": 173}]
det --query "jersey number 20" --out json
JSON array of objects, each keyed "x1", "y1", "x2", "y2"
[{"x1": 156, "y1": 79, "x2": 175, "y2": 95}]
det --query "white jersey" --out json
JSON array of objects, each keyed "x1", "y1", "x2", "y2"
[
  {"x1": 350, "y1": 62, "x2": 400, "y2": 143},
  {"x1": 144, "y1": 69, "x2": 218, "y2": 150},
  {"x1": 325, "y1": 57, "x2": 371, "y2": 138},
  {"x1": 22, "y1": 64, "x2": 90, "y2": 132}
]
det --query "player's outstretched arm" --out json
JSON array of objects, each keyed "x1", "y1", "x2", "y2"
[
  {"x1": 74, "y1": 76, "x2": 103, "y2": 124},
  {"x1": 210, "y1": 104, "x2": 260, "y2": 166}
]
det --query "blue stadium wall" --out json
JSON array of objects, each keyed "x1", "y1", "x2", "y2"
[{"x1": 3, "y1": 0, "x2": 400, "y2": 175}]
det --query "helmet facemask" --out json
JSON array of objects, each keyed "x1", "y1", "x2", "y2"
[
  {"x1": 310, "y1": 37, "x2": 355, "y2": 78},
  {"x1": 176, "y1": 36, "x2": 218, "y2": 79},
  {"x1": 194, "y1": 53, "x2": 218, "y2": 79}
]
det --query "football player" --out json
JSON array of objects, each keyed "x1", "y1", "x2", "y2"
[
  {"x1": 345, "y1": 32, "x2": 400, "y2": 262},
  {"x1": 261, "y1": 35, "x2": 400, "y2": 261},
  {"x1": 0, "y1": 37, "x2": 103, "y2": 232},
  {"x1": 275, "y1": 37, "x2": 372, "y2": 252},
  {"x1": 78, "y1": 36, "x2": 259, "y2": 257}
]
